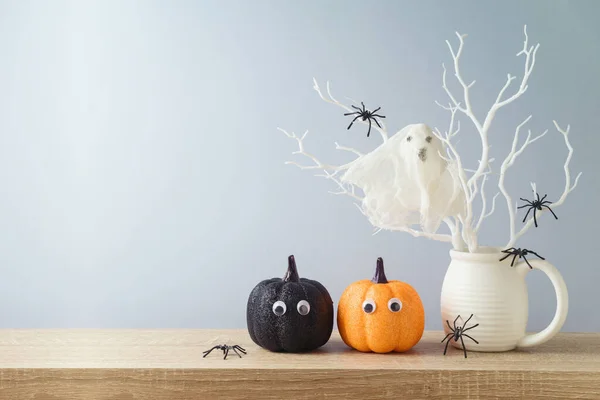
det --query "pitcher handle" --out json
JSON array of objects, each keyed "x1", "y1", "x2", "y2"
[{"x1": 516, "y1": 258, "x2": 568, "y2": 348}]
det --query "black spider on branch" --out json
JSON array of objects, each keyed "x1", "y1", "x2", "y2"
[
  {"x1": 518, "y1": 192, "x2": 557, "y2": 227},
  {"x1": 202, "y1": 344, "x2": 246, "y2": 360},
  {"x1": 500, "y1": 247, "x2": 544, "y2": 269},
  {"x1": 343, "y1": 102, "x2": 385, "y2": 137},
  {"x1": 441, "y1": 314, "x2": 479, "y2": 358}
]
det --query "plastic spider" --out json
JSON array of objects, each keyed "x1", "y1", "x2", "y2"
[
  {"x1": 518, "y1": 192, "x2": 557, "y2": 227},
  {"x1": 343, "y1": 102, "x2": 385, "y2": 137},
  {"x1": 499, "y1": 247, "x2": 544, "y2": 269},
  {"x1": 441, "y1": 314, "x2": 479, "y2": 358},
  {"x1": 202, "y1": 344, "x2": 246, "y2": 360}
]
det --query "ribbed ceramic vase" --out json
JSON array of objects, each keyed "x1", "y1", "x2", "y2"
[{"x1": 440, "y1": 247, "x2": 568, "y2": 352}]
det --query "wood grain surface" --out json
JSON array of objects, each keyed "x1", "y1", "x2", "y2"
[{"x1": 0, "y1": 329, "x2": 598, "y2": 399}]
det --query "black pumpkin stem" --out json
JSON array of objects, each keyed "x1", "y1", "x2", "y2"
[
  {"x1": 371, "y1": 257, "x2": 389, "y2": 284},
  {"x1": 283, "y1": 255, "x2": 301, "y2": 283}
]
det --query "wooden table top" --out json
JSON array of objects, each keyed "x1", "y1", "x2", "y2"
[{"x1": 1, "y1": 329, "x2": 598, "y2": 399}]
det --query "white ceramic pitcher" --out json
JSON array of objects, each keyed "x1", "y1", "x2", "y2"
[{"x1": 440, "y1": 246, "x2": 568, "y2": 352}]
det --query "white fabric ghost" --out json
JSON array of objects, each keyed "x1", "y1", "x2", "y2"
[{"x1": 341, "y1": 123, "x2": 465, "y2": 233}]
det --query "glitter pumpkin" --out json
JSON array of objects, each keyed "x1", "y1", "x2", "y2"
[{"x1": 337, "y1": 257, "x2": 425, "y2": 353}]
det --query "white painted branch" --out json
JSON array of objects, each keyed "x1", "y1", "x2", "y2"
[
  {"x1": 443, "y1": 217, "x2": 466, "y2": 250},
  {"x1": 476, "y1": 182, "x2": 499, "y2": 233},
  {"x1": 444, "y1": 33, "x2": 484, "y2": 133},
  {"x1": 278, "y1": 128, "x2": 355, "y2": 171},
  {"x1": 469, "y1": 25, "x2": 540, "y2": 189},
  {"x1": 334, "y1": 142, "x2": 363, "y2": 157},
  {"x1": 506, "y1": 121, "x2": 582, "y2": 247},
  {"x1": 279, "y1": 127, "x2": 363, "y2": 202},
  {"x1": 312, "y1": 78, "x2": 388, "y2": 142},
  {"x1": 433, "y1": 104, "x2": 477, "y2": 251},
  {"x1": 498, "y1": 116, "x2": 545, "y2": 244}
]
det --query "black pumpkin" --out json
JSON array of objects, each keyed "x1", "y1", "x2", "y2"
[{"x1": 246, "y1": 255, "x2": 334, "y2": 352}]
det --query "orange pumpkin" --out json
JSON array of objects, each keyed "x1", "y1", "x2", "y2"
[{"x1": 337, "y1": 257, "x2": 425, "y2": 353}]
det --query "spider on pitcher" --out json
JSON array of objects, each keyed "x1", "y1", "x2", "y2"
[
  {"x1": 499, "y1": 247, "x2": 544, "y2": 269},
  {"x1": 441, "y1": 314, "x2": 479, "y2": 358}
]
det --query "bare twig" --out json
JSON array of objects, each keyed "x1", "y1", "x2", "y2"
[
  {"x1": 279, "y1": 127, "x2": 363, "y2": 202},
  {"x1": 507, "y1": 121, "x2": 582, "y2": 247},
  {"x1": 313, "y1": 78, "x2": 388, "y2": 143},
  {"x1": 498, "y1": 116, "x2": 547, "y2": 244}
]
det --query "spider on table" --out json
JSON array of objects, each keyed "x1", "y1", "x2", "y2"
[
  {"x1": 441, "y1": 314, "x2": 479, "y2": 358},
  {"x1": 202, "y1": 344, "x2": 246, "y2": 360}
]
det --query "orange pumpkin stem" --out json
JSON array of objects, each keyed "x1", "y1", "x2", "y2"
[
  {"x1": 283, "y1": 255, "x2": 301, "y2": 283},
  {"x1": 371, "y1": 257, "x2": 389, "y2": 284}
]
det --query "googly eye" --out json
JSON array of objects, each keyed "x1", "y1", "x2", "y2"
[
  {"x1": 362, "y1": 299, "x2": 376, "y2": 314},
  {"x1": 272, "y1": 301, "x2": 286, "y2": 316},
  {"x1": 388, "y1": 298, "x2": 402, "y2": 312},
  {"x1": 425, "y1": 136, "x2": 432, "y2": 143},
  {"x1": 406, "y1": 136, "x2": 412, "y2": 142},
  {"x1": 297, "y1": 300, "x2": 310, "y2": 316}
]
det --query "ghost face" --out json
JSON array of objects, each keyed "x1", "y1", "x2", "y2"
[
  {"x1": 399, "y1": 124, "x2": 443, "y2": 164},
  {"x1": 398, "y1": 123, "x2": 446, "y2": 188}
]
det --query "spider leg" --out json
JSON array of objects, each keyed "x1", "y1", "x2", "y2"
[
  {"x1": 463, "y1": 334, "x2": 479, "y2": 344},
  {"x1": 372, "y1": 107, "x2": 381, "y2": 113},
  {"x1": 233, "y1": 345, "x2": 247, "y2": 354},
  {"x1": 441, "y1": 332, "x2": 452, "y2": 343},
  {"x1": 462, "y1": 323, "x2": 479, "y2": 332},
  {"x1": 522, "y1": 207, "x2": 533, "y2": 222},
  {"x1": 523, "y1": 255, "x2": 533, "y2": 269},
  {"x1": 223, "y1": 347, "x2": 229, "y2": 360},
  {"x1": 351, "y1": 105, "x2": 362, "y2": 111},
  {"x1": 232, "y1": 347, "x2": 243, "y2": 358},
  {"x1": 202, "y1": 346, "x2": 219, "y2": 357},
  {"x1": 446, "y1": 319, "x2": 455, "y2": 332},
  {"x1": 519, "y1": 198, "x2": 533, "y2": 205},
  {"x1": 533, "y1": 209, "x2": 538, "y2": 227},
  {"x1": 453, "y1": 315, "x2": 461, "y2": 330},
  {"x1": 367, "y1": 119, "x2": 372, "y2": 137},
  {"x1": 443, "y1": 337, "x2": 452, "y2": 355},
  {"x1": 511, "y1": 253, "x2": 519, "y2": 267},
  {"x1": 528, "y1": 250, "x2": 545, "y2": 260},
  {"x1": 463, "y1": 314, "x2": 474, "y2": 326},
  {"x1": 499, "y1": 253, "x2": 512, "y2": 262},
  {"x1": 460, "y1": 335, "x2": 468, "y2": 358},
  {"x1": 361, "y1": 101, "x2": 366, "y2": 112},
  {"x1": 543, "y1": 205, "x2": 558, "y2": 220},
  {"x1": 347, "y1": 115, "x2": 361, "y2": 130},
  {"x1": 540, "y1": 194, "x2": 548, "y2": 202},
  {"x1": 372, "y1": 113, "x2": 385, "y2": 118},
  {"x1": 373, "y1": 118, "x2": 382, "y2": 129},
  {"x1": 343, "y1": 111, "x2": 359, "y2": 116}
]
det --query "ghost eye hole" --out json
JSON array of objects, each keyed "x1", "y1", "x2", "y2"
[
  {"x1": 272, "y1": 301, "x2": 287, "y2": 316},
  {"x1": 297, "y1": 300, "x2": 310, "y2": 316},
  {"x1": 362, "y1": 299, "x2": 376, "y2": 314},
  {"x1": 425, "y1": 136, "x2": 432, "y2": 143},
  {"x1": 388, "y1": 298, "x2": 403, "y2": 312},
  {"x1": 406, "y1": 136, "x2": 412, "y2": 142}
]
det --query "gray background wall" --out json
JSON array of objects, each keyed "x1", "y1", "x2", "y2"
[{"x1": 0, "y1": 0, "x2": 597, "y2": 331}]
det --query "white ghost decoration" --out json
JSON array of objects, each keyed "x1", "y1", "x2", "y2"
[{"x1": 341, "y1": 123, "x2": 465, "y2": 233}]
